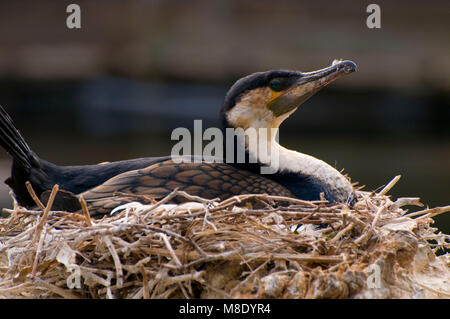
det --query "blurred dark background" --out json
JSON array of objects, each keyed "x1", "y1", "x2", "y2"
[{"x1": 0, "y1": 0, "x2": 448, "y2": 232}]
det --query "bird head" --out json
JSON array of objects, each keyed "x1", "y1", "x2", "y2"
[
  {"x1": 219, "y1": 60, "x2": 358, "y2": 204},
  {"x1": 221, "y1": 60, "x2": 357, "y2": 133}
]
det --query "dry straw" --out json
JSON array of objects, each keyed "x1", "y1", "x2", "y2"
[{"x1": 0, "y1": 176, "x2": 449, "y2": 299}]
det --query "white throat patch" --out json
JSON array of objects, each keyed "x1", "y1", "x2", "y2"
[{"x1": 226, "y1": 89, "x2": 354, "y2": 201}]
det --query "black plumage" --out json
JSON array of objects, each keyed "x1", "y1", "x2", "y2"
[{"x1": 0, "y1": 60, "x2": 357, "y2": 216}]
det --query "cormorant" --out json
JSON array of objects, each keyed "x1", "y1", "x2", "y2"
[{"x1": 0, "y1": 60, "x2": 357, "y2": 217}]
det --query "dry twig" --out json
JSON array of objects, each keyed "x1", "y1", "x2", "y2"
[{"x1": 0, "y1": 178, "x2": 448, "y2": 299}]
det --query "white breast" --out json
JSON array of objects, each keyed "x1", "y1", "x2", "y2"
[
  {"x1": 248, "y1": 138, "x2": 354, "y2": 202},
  {"x1": 277, "y1": 145, "x2": 353, "y2": 194}
]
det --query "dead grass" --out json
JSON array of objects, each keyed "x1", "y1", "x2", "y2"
[{"x1": 0, "y1": 176, "x2": 449, "y2": 299}]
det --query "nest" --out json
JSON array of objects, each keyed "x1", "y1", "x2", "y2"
[{"x1": 0, "y1": 176, "x2": 449, "y2": 299}]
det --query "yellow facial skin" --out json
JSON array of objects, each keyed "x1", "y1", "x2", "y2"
[
  {"x1": 225, "y1": 87, "x2": 299, "y2": 150},
  {"x1": 268, "y1": 89, "x2": 283, "y2": 104},
  {"x1": 226, "y1": 61, "x2": 357, "y2": 137},
  {"x1": 226, "y1": 87, "x2": 294, "y2": 133}
]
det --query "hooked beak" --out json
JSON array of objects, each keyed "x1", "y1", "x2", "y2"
[{"x1": 267, "y1": 60, "x2": 357, "y2": 117}]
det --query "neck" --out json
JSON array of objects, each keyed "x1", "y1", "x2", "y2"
[
  {"x1": 275, "y1": 143, "x2": 354, "y2": 200},
  {"x1": 224, "y1": 129, "x2": 354, "y2": 203}
]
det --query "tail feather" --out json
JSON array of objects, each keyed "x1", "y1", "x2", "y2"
[{"x1": 0, "y1": 104, "x2": 37, "y2": 170}]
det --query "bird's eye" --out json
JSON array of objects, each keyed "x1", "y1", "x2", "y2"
[{"x1": 270, "y1": 79, "x2": 282, "y2": 91}]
